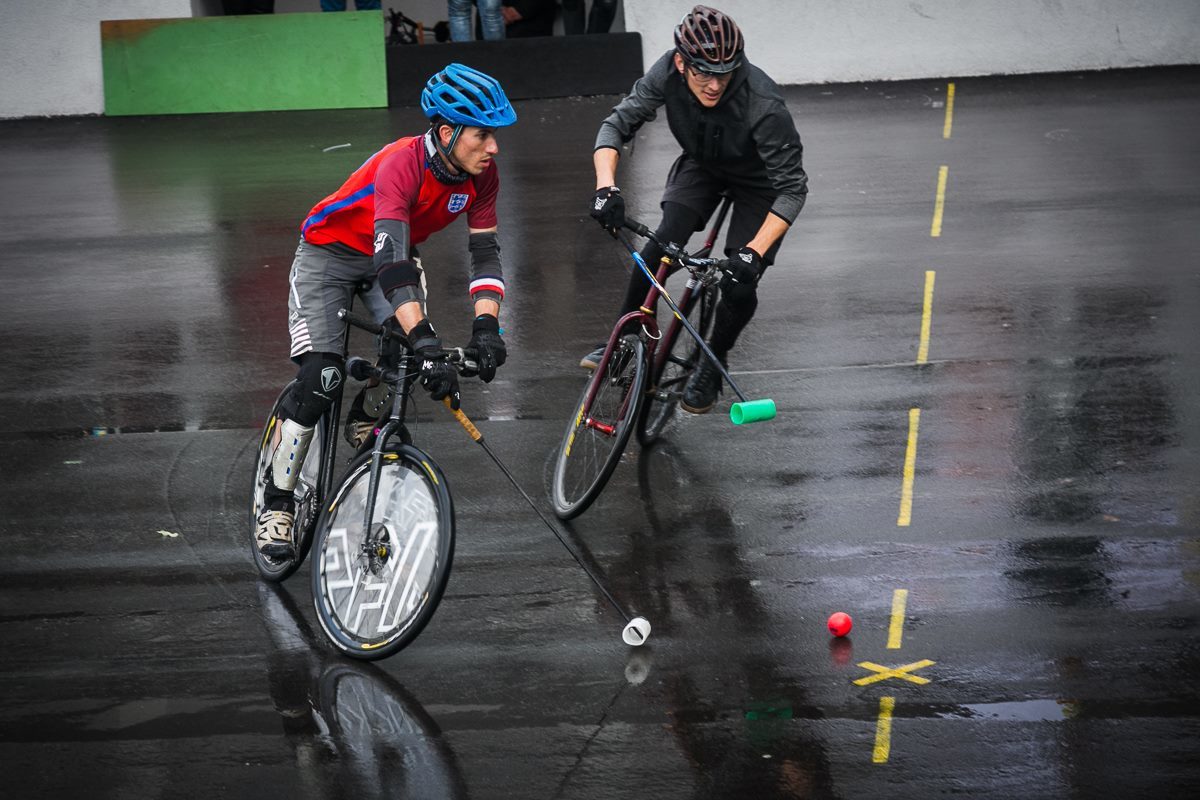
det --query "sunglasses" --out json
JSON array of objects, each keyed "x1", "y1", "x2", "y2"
[{"x1": 687, "y1": 65, "x2": 734, "y2": 84}]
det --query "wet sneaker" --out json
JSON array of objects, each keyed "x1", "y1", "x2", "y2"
[
  {"x1": 680, "y1": 357, "x2": 724, "y2": 414},
  {"x1": 579, "y1": 343, "x2": 606, "y2": 370},
  {"x1": 255, "y1": 501, "x2": 295, "y2": 559}
]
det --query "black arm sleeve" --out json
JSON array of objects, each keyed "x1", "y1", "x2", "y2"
[{"x1": 374, "y1": 218, "x2": 425, "y2": 308}]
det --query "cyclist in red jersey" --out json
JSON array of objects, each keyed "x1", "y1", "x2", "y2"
[{"x1": 256, "y1": 63, "x2": 518, "y2": 559}]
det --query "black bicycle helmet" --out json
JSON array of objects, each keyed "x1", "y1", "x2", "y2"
[{"x1": 674, "y1": 5, "x2": 744, "y2": 75}]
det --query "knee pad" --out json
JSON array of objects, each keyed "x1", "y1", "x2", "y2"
[
  {"x1": 271, "y1": 418, "x2": 315, "y2": 493},
  {"x1": 283, "y1": 352, "x2": 344, "y2": 427}
]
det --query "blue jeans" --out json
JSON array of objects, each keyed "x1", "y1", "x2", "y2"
[{"x1": 448, "y1": 0, "x2": 504, "y2": 41}]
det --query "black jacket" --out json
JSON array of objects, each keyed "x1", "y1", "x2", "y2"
[{"x1": 595, "y1": 50, "x2": 808, "y2": 223}]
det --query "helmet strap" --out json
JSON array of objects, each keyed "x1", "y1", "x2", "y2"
[
  {"x1": 424, "y1": 127, "x2": 471, "y2": 185},
  {"x1": 432, "y1": 122, "x2": 467, "y2": 174}
]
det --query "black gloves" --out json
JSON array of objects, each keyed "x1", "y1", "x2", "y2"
[
  {"x1": 590, "y1": 186, "x2": 625, "y2": 233},
  {"x1": 407, "y1": 319, "x2": 461, "y2": 411},
  {"x1": 720, "y1": 246, "x2": 764, "y2": 293},
  {"x1": 464, "y1": 314, "x2": 506, "y2": 383}
]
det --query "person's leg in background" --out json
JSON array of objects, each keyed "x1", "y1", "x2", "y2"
[
  {"x1": 476, "y1": 0, "x2": 505, "y2": 40},
  {"x1": 447, "y1": 0, "x2": 473, "y2": 41},
  {"x1": 561, "y1": 0, "x2": 584, "y2": 34},
  {"x1": 586, "y1": 0, "x2": 618, "y2": 33}
]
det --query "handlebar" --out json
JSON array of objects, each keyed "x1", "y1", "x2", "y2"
[
  {"x1": 338, "y1": 308, "x2": 395, "y2": 338},
  {"x1": 618, "y1": 218, "x2": 727, "y2": 283},
  {"x1": 338, "y1": 309, "x2": 480, "y2": 380}
]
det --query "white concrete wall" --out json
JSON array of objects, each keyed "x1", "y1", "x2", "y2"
[
  {"x1": 0, "y1": 0, "x2": 194, "y2": 118},
  {"x1": 626, "y1": 0, "x2": 1200, "y2": 84}
]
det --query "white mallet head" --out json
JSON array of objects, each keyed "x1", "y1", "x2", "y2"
[{"x1": 622, "y1": 616, "x2": 651, "y2": 646}]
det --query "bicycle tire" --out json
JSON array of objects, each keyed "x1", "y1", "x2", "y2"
[
  {"x1": 551, "y1": 335, "x2": 647, "y2": 519},
  {"x1": 250, "y1": 383, "x2": 327, "y2": 583},
  {"x1": 637, "y1": 286, "x2": 717, "y2": 447},
  {"x1": 311, "y1": 444, "x2": 454, "y2": 660}
]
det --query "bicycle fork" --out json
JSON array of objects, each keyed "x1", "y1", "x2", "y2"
[{"x1": 357, "y1": 358, "x2": 416, "y2": 567}]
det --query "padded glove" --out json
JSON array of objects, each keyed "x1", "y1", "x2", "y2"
[
  {"x1": 464, "y1": 314, "x2": 506, "y2": 383},
  {"x1": 720, "y1": 246, "x2": 764, "y2": 292},
  {"x1": 409, "y1": 319, "x2": 461, "y2": 410},
  {"x1": 590, "y1": 186, "x2": 625, "y2": 233}
]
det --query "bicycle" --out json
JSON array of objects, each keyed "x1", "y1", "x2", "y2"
[
  {"x1": 550, "y1": 205, "x2": 777, "y2": 520},
  {"x1": 250, "y1": 308, "x2": 477, "y2": 660}
]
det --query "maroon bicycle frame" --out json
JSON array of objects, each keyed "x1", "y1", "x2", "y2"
[{"x1": 580, "y1": 196, "x2": 732, "y2": 434}]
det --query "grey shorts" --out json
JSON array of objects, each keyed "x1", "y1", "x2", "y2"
[{"x1": 286, "y1": 239, "x2": 425, "y2": 360}]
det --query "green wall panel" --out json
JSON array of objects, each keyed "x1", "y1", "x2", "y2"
[{"x1": 102, "y1": 12, "x2": 386, "y2": 116}]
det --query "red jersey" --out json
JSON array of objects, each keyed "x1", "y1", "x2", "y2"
[{"x1": 300, "y1": 134, "x2": 499, "y2": 255}]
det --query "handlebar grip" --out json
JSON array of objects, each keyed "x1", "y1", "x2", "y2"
[
  {"x1": 623, "y1": 220, "x2": 651, "y2": 238},
  {"x1": 337, "y1": 308, "x2": 384, "y2": 336},
  {"x1": 444, "y1": 346, "x2": 480, "y2": 375},
  {"x1": 346, "y1": 356, "x2": 375, "y2": 381}
]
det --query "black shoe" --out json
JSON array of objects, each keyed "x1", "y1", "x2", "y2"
[{"x1": 680, "y1": 357, "x2": 724, "y2": 414}]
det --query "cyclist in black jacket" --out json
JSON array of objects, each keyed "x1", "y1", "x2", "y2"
[{"x1": 584, "y1": 4, "x2": 808, "y2": 414}]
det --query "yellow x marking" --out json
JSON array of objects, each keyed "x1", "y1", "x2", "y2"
[{"x1": 854, "y1": 659, "x2": 936, "y2": 686}]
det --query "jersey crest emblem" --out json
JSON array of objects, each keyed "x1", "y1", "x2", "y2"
[{"x1": 447, "y1": 193, "x2": 470, "y2": 213}]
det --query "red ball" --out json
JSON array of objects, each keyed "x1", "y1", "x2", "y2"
[{"x1": 827, "y1": 612, "x2": 853, "y2": 637}]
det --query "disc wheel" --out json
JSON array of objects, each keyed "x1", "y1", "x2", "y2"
[
  {"x1": 551, "y1": 335, "x2": 647, "y2": 519},
  {"x1": 250, "y1": 383, "x2": 326, "y2": 583},
  {"x1": 312, "y1": 445, "x2": 454, "y2": 660}
]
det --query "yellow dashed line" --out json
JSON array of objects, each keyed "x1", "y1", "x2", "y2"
[
  {"x1": 887, "y1": 589, "x2": 909, "y2": 649},
  {"x1": 943, "y1": 82, "x2": 956, "y2": 139},
  {"x1": 897, "y1": 409, "x2": 921, "y2": 526},
  {"x1": 873, "y1": 697, "x2": 895, "y2": 763},
  {"x1": 931, "y1": 165, "x2": 948, "y2": 237},
  {"x1": 917, "y1": 270, "x2": 936, "y2": 364}
]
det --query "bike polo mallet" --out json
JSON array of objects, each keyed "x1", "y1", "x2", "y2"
[
  {"x1": 442, "y1": 398, "x2": 652, "y2": 647},
  {"x1": 617, "y1": 226, "x2": 777, "y2": 425}
]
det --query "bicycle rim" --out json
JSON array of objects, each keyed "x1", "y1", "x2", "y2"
[
  {"x1": 638, "y1": 289, "x2": 715, "y2": 446},
  {"x1": 312, "y1": 447, "x2": 454, "y2": 660},
  {"x1": 250, "y1": 387, "x2": 325, "y2": 583},
  {"x1": 552, "y1": 336, "x2": 646, "y2": 519}
]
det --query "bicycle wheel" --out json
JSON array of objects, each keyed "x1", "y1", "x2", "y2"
[
  {"x1": 551, "y1": 335, "x2": 647, "y2": 519},
  {"x1": 637, "y1": 286, "x2": 717, "y2": 447},
  {"x1": 250, "y1": 384, "x2": 327, "y2": 583},
  {"x1": 311, "y1": 445, "x2": 454, "y2": 660}
]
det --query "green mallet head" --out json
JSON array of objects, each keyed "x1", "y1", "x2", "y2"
[{"x1": 730, "y1": 398, "x2": 776, "y2": 425}]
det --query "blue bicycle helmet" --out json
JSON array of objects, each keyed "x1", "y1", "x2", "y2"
[{"x1": 421, "y1": 63, "x2": 517, "y2": 128}]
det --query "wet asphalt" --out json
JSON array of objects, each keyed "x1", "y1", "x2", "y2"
[{"x1": 2, "y1": 66, "x2": 1199, "y2": 799}]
